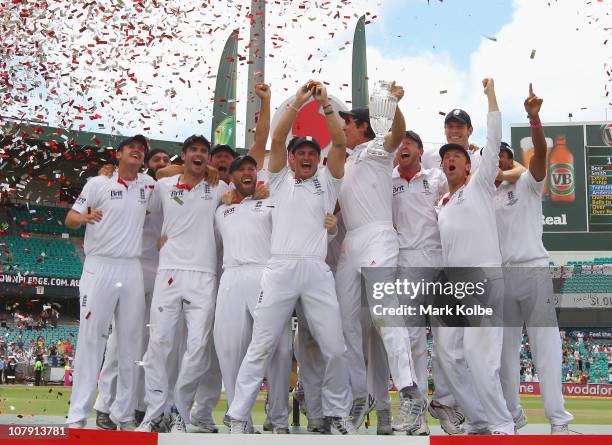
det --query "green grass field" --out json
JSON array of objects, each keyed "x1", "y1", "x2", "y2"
[{"x1": 0, "y1": 386, "x2": 611, "y2": 425}]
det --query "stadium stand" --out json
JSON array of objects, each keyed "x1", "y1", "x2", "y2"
[
  {"x1": 0, "y1": 235, "x2": 83, "y2": 278},
  {"x1": 0, "y1": 322, "x2": 78, "y2": 348},
  {"x1": 8, "y1": 204, "x2": 84, "y2": 237},
  {"x1": 520, "y1": 332, "x2": 612, "y2": 384},
  {"x1": 557, "y1": 260, "x2": 612, "y2": 293}
]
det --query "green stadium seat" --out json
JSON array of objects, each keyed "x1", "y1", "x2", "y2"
[
  {"x1": 0, "y1": 235, "x2": 83, "y2": 278},
  {"x1": 9, "y1": 205, "x2": 85, "y2": 237}
]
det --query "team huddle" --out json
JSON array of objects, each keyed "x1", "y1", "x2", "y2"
[{"x1": 64, "y1": 78, "x2": 574, "y2": 435}]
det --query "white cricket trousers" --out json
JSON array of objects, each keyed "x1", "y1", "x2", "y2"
[
  {"x1": 228, "y1": 257, "x2": 351, "y2": 421},
  {"x1": 67, "y1": 256, "x2": 144, "y2": 424},
  {"x1": 335, "y1": 223, "x2": 416, "y2": 402},
  {"x1": 214, "y1": 265, "x2": 293, "y2": 427},
  {"x1": 190, "y1": 269, "x2": 222, "y2": 424},
  {"x1": 435, "y1": 270, "x2": 514, "y2": 434},
  {"x1": 500, "y1": 263, "x2": 573, "y2": 425},
  {"x1": 94, "y1": 263, "x2": 166, "y2": 414},
  {"x1": 190, "y1": 340, "x2": 222, "y2": 423},
  {"x1": 398, "y1": 249, "x2": 456, "y2": 402},
  {"x1": 294, "y1": 302, "x2": 327, "y2": 420},
  {"x1": 143, "y1": 269, "x2": 217, "y2": 423}
]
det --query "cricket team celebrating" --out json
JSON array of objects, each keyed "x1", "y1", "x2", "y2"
[{"x1": 64, "y1": 78, "x2": 573, "y2": 435}]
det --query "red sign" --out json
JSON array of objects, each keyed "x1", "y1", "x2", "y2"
[
  {"x1": 519, "y1": 382, "x2": 612, "y2": 398},
  {"x1": 270, "y1": 95, "x2": 348, "y2": 164}
]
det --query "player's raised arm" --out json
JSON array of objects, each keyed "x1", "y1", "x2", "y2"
[
  {"x1": 248, "y1": 83, "x2": 271, "y2": 170},
  {"x1": 310, "y1": 81, "x2": 346, "y2": 179},
  {"x1": 525, "y1": 83, "x2": 546, "y2": 182},
  {"x1": 269, "y1": 81, "x2": 313, "y2": 173},
  {"x1": 383, "y1": 81, "x2": 406, "y2": 152},
  {"x1": 477, "y1": 78, "x2": 503, "y2": 187}
]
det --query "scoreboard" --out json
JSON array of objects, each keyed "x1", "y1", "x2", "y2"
[
  {"x1": 511, "y1": 122, "x2": 612, "y2": 251},
  {"x1": 587, "y1": 146, "x2": 612, "y2": 231}
]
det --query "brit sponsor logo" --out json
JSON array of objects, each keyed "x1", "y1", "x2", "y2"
[
  {"x1": 393, "y1": 184, "x2": 405, "y2": 196},
  {"x1": 171, "y1": 190, "x2": 184, "y2": 199},
  {"x1": 223, "y1": 207, "x2": 236, "y2": 217},
  {"x1": 110, "y1": 190, "x2": 123, "y2": 200}
]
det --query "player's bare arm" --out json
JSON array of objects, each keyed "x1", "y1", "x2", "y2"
[
  {"x1": 205, "y1": 165, "x2": 220, "y2": 186},
  {"x1": 98, "y1": 164, "x2": 115, "y2": 177},
  {"x1": 496, "y1": 161, "x2": 527, "y2": 184},
  {"x1": 156, "y1": 164, "x2": 183, "y2": 179},
  {"x1": 383, "y1": 81, "x2": 406, "y2": 151},
  {"x1": 525, "y1": 83, "x2": 547, "y2": 182},
  {"x1": 269, "y1": 81, "x2": 313, "y2": 173},
  {"x1": 65, "y1": 208, "x2": 102, "y2": 229},
  {"x1": 247, "y1": 83, "x2": 271, "y2": 169},
  {"x1": 484, "y1": 78, "x2": 499, "y2": 113},
  {"x1": 310, "y1": 81, "x2": 346, "y2": 179},
  {"x1": 324, "y1": 212, "x2": 338, "y2": 235}
]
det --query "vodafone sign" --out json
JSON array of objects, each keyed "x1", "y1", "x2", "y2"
[{"x1": 270, "y1": 95, "x2": 348, "y2": 164}]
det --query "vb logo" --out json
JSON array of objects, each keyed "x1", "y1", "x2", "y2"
[{"x1": 550, "y1": 163, "x2": 575, "y2": 195}]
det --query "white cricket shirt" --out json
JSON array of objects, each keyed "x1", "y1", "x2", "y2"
[
  {"x1": 215, "y1": 197, "x2": 273, "y2": 268},
  {"x1": 140, "y1": 206, "x2": 163, "y2": 276},
  {"x1": 72, "y1": 172, "x2": 155, "y2": 259},
  {"x1": 495, "y1": 171, "x2": 549, "y2": 265},
  {"x1": 149, "y1": 174, "x2": 229, "y2": 273},
  {"x1": 267, "y1": 166, "x2": 341, "y2": 259},
  {"x1": 437, "y1": 112, "x2": 503, "y2": 267},
  {"x1": 469, "y1": 149, "x2": 481, "y2": 174},
  {"x1": 392, "y1": 166, "x2": 448, "y2": 251},
  {"x1": 339, "y1": 141, "x2": 395, "y2": 231}
]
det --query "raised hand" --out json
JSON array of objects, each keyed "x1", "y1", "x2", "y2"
[
  {"x1": 390, "y1": 81, "x2": 404, "y2": 102},
  {"x1": 524, "y1": 83, "x2": 543, "y2": 120},
  {"x1": 310, "y1": 81, "x2": 329, "y2": 105},
  {"x1": 482, "y1": 78, "x2": 495, "y2": 96},
  {"x1": 294, "y1": 81, "x2": 314, "y2": 107},
  {"x1": 254, "y1": 83, "x2": 271, "y2": 100},
  {"x1": 482, "y1": 78, "x2": 498, "y2": 112}
]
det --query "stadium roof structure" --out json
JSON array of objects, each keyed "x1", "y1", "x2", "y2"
[
  {"x1": 0, "y1": 119, "x2": 185, "y2": 155},
  {"x1": 0, "y1": 119, "x2": 248, "y2": 204}
]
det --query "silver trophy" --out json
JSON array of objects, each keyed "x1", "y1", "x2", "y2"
[{"x1": 368, "y1": 80, "x2": 398, "y2": 156}]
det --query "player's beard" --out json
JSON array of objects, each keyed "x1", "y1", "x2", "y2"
[
  {"x1": 146, "y1": 168, "x2": 156, "y2": 179},
  {"x1": 234, "y1": 181, "x2": 256, "y2": 198}
]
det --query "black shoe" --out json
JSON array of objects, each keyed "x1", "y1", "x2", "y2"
[
  {"x1": 96, "y1": 410, "x2": 117, "y2": 430},
  {"x1": 319, "y1": 417, "x2": 332, "y2": 435},
  {"x1": 134, "y1": 410, "x2": 145, "y2": 426}
]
